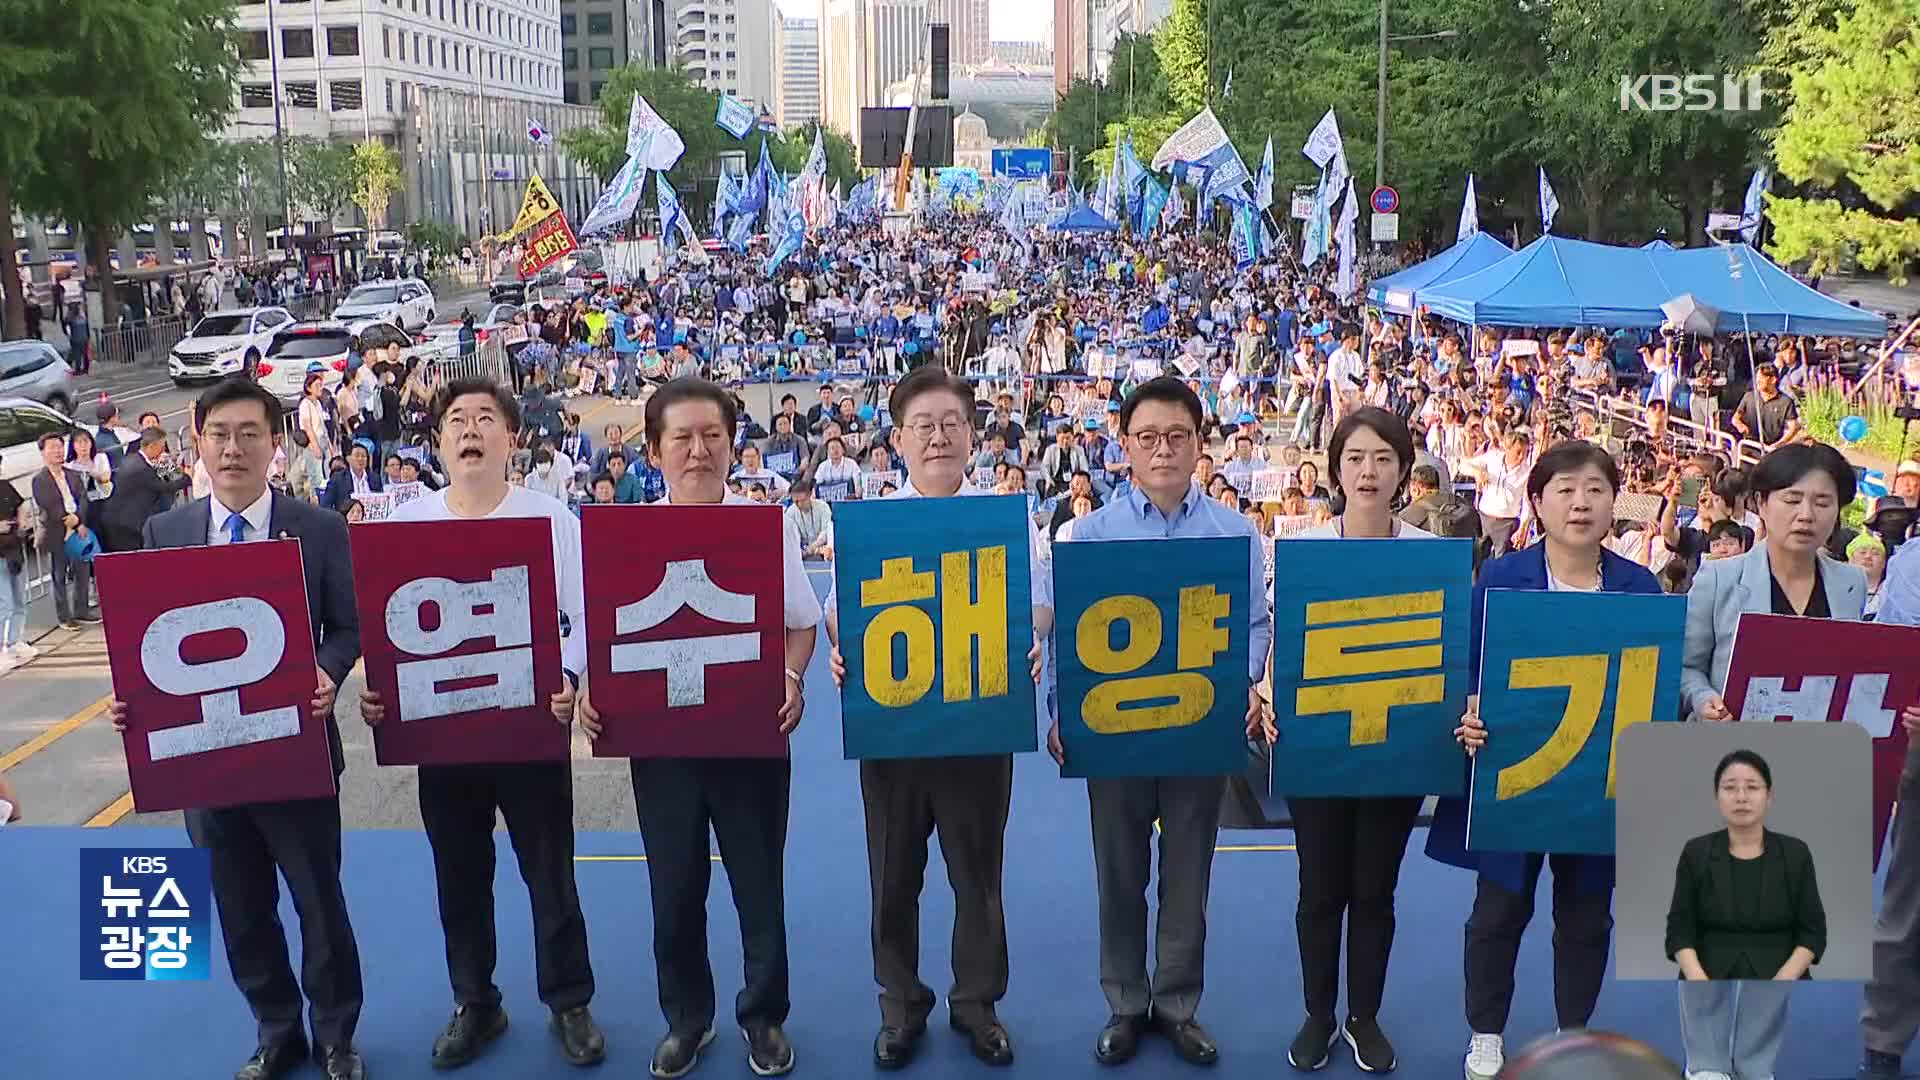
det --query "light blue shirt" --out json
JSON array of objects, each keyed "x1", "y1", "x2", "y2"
[
  {"x1": 1062, "y1": 480, "x2": 1271, "y2": 680},
  {"x1": 1878, "y1": 535, "x2": 1920, "y2": 628}
]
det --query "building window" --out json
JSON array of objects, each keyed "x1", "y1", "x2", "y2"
[
  {"x1": 238, "y1": 30, "x2": 270, "y2": 60},
  {"x1": 282, "y1": 27, "x2": 315, "y2": 58},
  {"x1": 326, "y1": 25, "x2": 359, "y2": 56},
  {"x1": 412, "y1": 32, "x2": 421, "y2": 62},
  {"x1": 385, "y1": 79, "x2": 394, "y2": 112},
  {"x1": 330, "y1": 80, "x2": 362, "y2": 111},
  {"x1": 591, "y1": 80, "x2": 606, "y2": 101},
  {"x1": 239, "y1": 83, "x2": 274, "y2": 108},
  {"x1": 587, "y1": 12, "x2": 611, "y2": 33},
  {"x1": 588, "y1": 46, "x2": 613, "y2": 68},
  {"x1": 284, "y1": 82, "x2": 318, "y2": 108},
  {"x1": 563, "y1": 47, "x2": 577, "y2": 68},
  {"x1": 564, "y1": 82, "x2": 580, "y2": 105},
  {"x1": 440, "y1": 39, "x2": 448, "y2": 67},
  {"x1": 382, "y1": 26, "x2": 391, "y2": 58},
  {"x1": 561, "y1": 12, "x2": 575, "y2": 33}
]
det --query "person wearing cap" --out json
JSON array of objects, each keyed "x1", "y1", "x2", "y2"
[
  {"x1": 1847, "y1": 532, "x2": 1889, "y2": 618},
  {"x1": 1860, "y1": 535, "x2": 1920, "y2": 1079},
  {"x1": 1892, "y1": 460, "x2": 1920, "y2": 507}
]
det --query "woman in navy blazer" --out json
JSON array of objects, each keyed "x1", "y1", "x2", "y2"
[{"x1": 1426, "y1": 441, "x2": 1662, "y2": 1080}]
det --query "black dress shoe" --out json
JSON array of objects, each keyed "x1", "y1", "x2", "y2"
[
  {"x1": 432, "y1": 1004, "x2": 508, "y2": 1069},
  {"x1": 551, "y1": 1006, "x2": 606, "y2": 1066},
  {"x1": 649, "y1": 1028, "x2": 714, "y2": 1079},
  {"x1": 743, "y1": 1022, "x2": 795, "y2": 1077},
  {"x1": 235, "y1": 1038, "x2": 308, "y2": 1080},
  {"x1": 319, "y1": 1045, "x2": 366, "y2": 1080},
  {"x1": 1155, "y1": 1017, "x2": 1219, "y2": 1066},
  {"x1": 1096, "y1": 1015, "x2": 1146, "y2": 1065},
  {"x1": 872, "y1": 1024, "x2": 925, "y2": 1070},
  {"x1": 949, "y1": 1015, "x2": 1014, "y2": 1066}
]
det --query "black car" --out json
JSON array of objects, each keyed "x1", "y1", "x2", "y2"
[{"x1": 489, "y1": 279, "x2": 528, "y2": 304}]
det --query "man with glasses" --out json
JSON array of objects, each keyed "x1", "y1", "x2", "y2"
[
  {"x1": 1046, "y1": 376, "x2": 1272, "y2": 1066},
  {"x1": 825, "y1": 365, "x2": 1053, "y2": 1069}
]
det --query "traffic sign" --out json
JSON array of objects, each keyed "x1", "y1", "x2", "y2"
[
  {"x1": 1371, "y1": 213, "x2": 1400, "y2": 242},
  {"x1": 1370, "y1": 185, "x2": 1399, "y2": 215},
  {"x1": 489, "y1": 167, "x2": 514, "y2": 182}
]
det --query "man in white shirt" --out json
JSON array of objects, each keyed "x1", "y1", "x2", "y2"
[
  {"x1": 578, "y1": 377, "x2": 820, "y2": 1080},
  {"x1": 824, "y1": 365, "x2": 1052, "y2": 1070},
  {"x1": 1462, "y1": 431, "x2": 1534, "y2": 555},
  {"x1": 355, "y1": 377, "x2": 605, "y2": 1070}
]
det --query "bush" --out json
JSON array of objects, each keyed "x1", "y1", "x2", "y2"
[{"x1": 1798, "y1": 386, "x2": 1913, "y2": 462}]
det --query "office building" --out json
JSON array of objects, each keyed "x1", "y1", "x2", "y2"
[
  {"x1": 674, "y1": 0, "x2": 778, "y2": 112},
  {"x1": 1051, "y1": 0, "x2": 1090, "y2": 95},
  {"x1": 819, "y1": 0, "x2": 929, "y2": 137},
  {"x1": 774, "y1": 16, "x2": 821, "y2": 128},
  {"x1": 559, "y1": 0, "x2": 658, "y2": 105},
  {"x1": 991, "y1": 39, "x2": 1051, "y2": 67},
  {"x1": 929, "y1": 0, "x2": 990, "y2": 65}
]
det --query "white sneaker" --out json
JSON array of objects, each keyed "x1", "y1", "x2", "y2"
[
  {"x1": 1465, "y1": 1033, "x2": 1504, "y2": 1080},
  {"x1": 0, "y1": 652, "x2": 15, "y2": 676},
  {"x1": 1686, "y1": 1072, "x2": 1734, "y2": 1080},
  {"x1": 10, "y1": 642, "x2": 39, "y2": 662}
]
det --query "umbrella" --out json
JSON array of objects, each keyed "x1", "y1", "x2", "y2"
[{"x1": 1660, "y1": 293, "x2": 1720, "y2": 335}]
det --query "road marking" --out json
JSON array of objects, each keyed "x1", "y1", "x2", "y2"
[
  {"x1": 0, "y1": 694, "x2": 112, "y2": 773},
  {"x1": 85, "y1": 792, "x2": 135, "y2": 827}
]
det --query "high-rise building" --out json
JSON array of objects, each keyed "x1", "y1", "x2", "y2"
[
  {"x1": 1051, "y1": 0, "x2": 1090, "y2": 95},
  {"x1": 674, "y1": 0, "x2": 778, "y2": 112},
  {"x1": 1092, "y1": 0, "x2": 1169, "y2": 77},
  {"x1": 818, "y1": 0, "x2": 929, "y2": 138},
  {"x1": 559, "y1": 0, "x2": 656, "y2": 105},
  {"x1": 928, "y1": 0, "x2": 990, "y2": 65},
  {"x1": 774, "y1": 16, "x2": 821, "y2": 128},
  {"x1": 991, "y1": 40, "x2": 1052, "y2": 67}
]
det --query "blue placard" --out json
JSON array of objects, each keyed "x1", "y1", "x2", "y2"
[
  {"x1": 1054, "y1": 538, "x2": 1250, "y2": 778},
  {"x1": 833, "y1": 494, "x2": 1037, "y2": 759},
  {"x1": 715, "y1": 95, "x2": 755, "y2": 139},
  {"x1": 79, "y1": 848, "x2": 212, "y2": 981},
  {"x1": 1468, "y1": 589, "x2": 1686, "y2": 855},
  {"x1": 1270, "y1": 538, "x2": 1473, "y2": 796}
]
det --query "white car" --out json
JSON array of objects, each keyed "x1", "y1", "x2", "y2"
[
  {"x1": 168, "y1": 306, "x2": 295, "y2": 386},
  {"x1": 421, "y1": 303, "x2": 522, "y2": 352},
  {"x1": 254, "y1": 322, "x2": 357, "y2": 405},
  {"x1": 1, "y1": 397, "x2": 81, "y2": 500},
  {"x1": 331, "y1": 278, "x2": 435, "y2": 332}
]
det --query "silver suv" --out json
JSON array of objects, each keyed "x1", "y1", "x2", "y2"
[{"x1": 0, "y1": 339, "x2": 76, "y2": 417}]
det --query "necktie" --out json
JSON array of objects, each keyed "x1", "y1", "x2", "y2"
[{"x1": 225, "y1": 513, "x2": 248, "y2": 545}]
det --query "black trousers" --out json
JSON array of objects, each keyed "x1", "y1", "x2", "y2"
[
  {"x1": 860, "y1": 754, "x2": 1013, "y2": 1029},
  {"x1": 1463, "y1": 857, "x2": 1613, "y2": 1034},
  {"x1": 416, "y1": 761, "x2": 594, "y2": 1013},
  {"x1": 629, "y1": 756, "x2": 791, "y2": 1034},
  {"x1": 1289, "y1": 795, "x2": 1423, "y2": 1022},
  {"x1": 186, "y1": 797, "x2": 363, "y2": 1051}
]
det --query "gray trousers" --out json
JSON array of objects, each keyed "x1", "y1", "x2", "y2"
[
  {"x1": 1088, "y1": 774, "x2": 1226, "y2": 1023},
  {"x1": 1863, "y1": 748, "x2": 1920, "y2": 1057},
  {"x1": 1677, "y1": 980, "x2": 1791, "y2": 1080}
]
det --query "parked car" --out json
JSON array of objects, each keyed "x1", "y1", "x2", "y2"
[
  {"x1": 331, "y1": 278, "x2": 435, "y2": 332},
  {"x1": 167, "y1": 306, "x2": 295, "y2": 386},
  {"x1": 1, "y1": 396, "x2": 80, "y2": 500},
  {"x1": 422, "y1": 303, "x2": 521, "y2": 352},
  {"x1": 488, "y1": 278, "x2": 528, "y2": 305},
  {"x1": 0, "y1": 339, "x2": 75, "y2": 417},
  {"x1": 254, "y1": 322, "x2": 357, "y2": 405}
]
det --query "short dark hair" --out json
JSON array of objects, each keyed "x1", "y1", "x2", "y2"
[
  {"x1": 1749, "y1": 443, "x2": 1856, "y2": 505},
  {"x1": 1715, "y1": 748, "x2": 1772, "y2": 789},
  {"x1": 789, "y1": 478, "x2": 814, "y2": 496},
  {"x1": 644, "y1": 377, "x2": 738, "y2": 450},
  {"x1": 430, "y1": 377, "x2": 521, "y2": 433},
  {"x1": 1707, "y1": 518, "x2": 1753, "y2": 549},
  {"x1": 139, "y1": 427, "x2": 169, "y2": 449},
  {"x1": 37, "y1": 431, "x2": 65, "y2": 450},
  {"x1": 888, "y1": 364, "x2": 976, "y2": 422},
  {"x1": 605, "y1": 448, "x2": 626, "y2": 465},
  {"x1": 1325, "y1": 407, "x2": 1416, "y2": 498},
  {"x1": 195, "y1": 377, "x2": 284, "y2": 429},
  {"x1": 1526, "y1": 440, "x2": 1621, "y2": 502},
  {"x1": 1409, "y1": 464, "x2": 1441, "y2": 489}
]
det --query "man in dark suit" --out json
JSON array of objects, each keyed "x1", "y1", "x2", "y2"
[
  {"x1": 108, "y1": 377, "x2": 368, "y2": 1080},
  {"x1": 99, "y1": 427, "x2": 191, "y2": 552},
  {"x1": 28, "y1": 431, "x2": 97, "y2": 628},
  {"x1": 320, "y1": 442, "x2": 382, "y2": 512}
]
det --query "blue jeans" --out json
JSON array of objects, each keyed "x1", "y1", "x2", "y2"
[{"x1": 0, "y1": 563, "x2": 26, "y2": 646}]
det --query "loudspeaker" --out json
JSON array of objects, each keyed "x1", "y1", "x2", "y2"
[{"x1": 929, "y1": 24, "x2": 950, "y2": 100}]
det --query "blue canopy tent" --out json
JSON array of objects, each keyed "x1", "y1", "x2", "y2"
[
  {"x1": 1050, "y1": 204, "x2": 1120, "y2": 233},
  {"x1": 1641, "y1": 239, "x2": 1676, "y2": 251},
  {"x1": 1652, "y1": 243, "x2": 1889, "y2": 338},
  {"x1": 1365, "y1": 232, "x2": 1513, "y2": 315},
  {"x1": 1419, "y1": 236, "x2": 1679, "y2": 328}
]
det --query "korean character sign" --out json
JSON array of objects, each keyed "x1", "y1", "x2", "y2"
[
  {"x1": 1269, "y1": 539, "x2": 1473, "y2": 797},
  {"x1": 583, "y1": 505, "x2": 788, "y2": 757},
  {"x1": 1053, "y1": 538, "x2": 1249, "y2": 778},
  {"x1": 349, "y1": 518, "x2": 568, "y2": 766},
  {"x1": 1722, "y1": 614, "x2": 1920, "y2": 869},
  {"x1": 79, "y1": 848, "x2": 211, "y2": 981},
  {"x1": 94, "y1": 541, "x2": 336, "y2": 813},
  {"x1": 834, "y1": 494, "x2": 1037, "y2": 759},
  {"x1": 1467, "y1": 590, "x2": 1685, "y2": 855}
]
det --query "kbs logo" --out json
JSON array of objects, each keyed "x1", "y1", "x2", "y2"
[
  {"x1": 1618, "y1": 74, "x2": 1769, "y2": 112},
  {"x1": 80, "y1": 848, "x2": 212, "y2": 981}
]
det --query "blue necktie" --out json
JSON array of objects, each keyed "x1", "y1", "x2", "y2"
[{"x1": 225, "y1": 514, "x2": 248, "y2": 545}]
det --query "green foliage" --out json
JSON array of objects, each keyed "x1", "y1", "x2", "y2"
[
  {"x1": 1798, "y1": 385, "x2": 1915, "y2": 462},
  {"x1": 351, "y1": 140, "x2": 404, "y2": 228},
  {"x1": 407, "y1": 221, "x2": 467, "y2": 262},
  {"x1": 286, "y1": 138, "x2": 358, "y2": 225},
  {"x1": 1155, "y1": 0, "x2": 1211, "y2": 115},
  {"x1": 1764, "y1": 0, "x2": 1920, "y2": 284}
]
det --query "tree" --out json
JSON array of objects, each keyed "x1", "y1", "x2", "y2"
[
  {"x1": 0, "y1": 0, "x2": 83, "y2": 339},
  {"x1": 14, "y1": 0, "x2": 243, "y2": 323},
  {"x1": 1155, "y1": 0, "x2": 1212, "y2": 115},
  {"x1": 561, "y1": 65, "x2": 734, "y2": 183},
  {"x1": 350, "y1": 140, "x2": 404, "y2": 230},
  {"x1": 286, "y1": 137, "x2": 358, "y2": 236},
  {"x1": 1764, "y1": 0, "x2": 1920, "y2": 283}
]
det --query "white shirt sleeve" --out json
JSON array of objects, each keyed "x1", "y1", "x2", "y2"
[
  {"x1": 781, "y1": 511, "x2": 823, "y2": 630},
  {"x1": 551, "y1": 506, "x2": 589, "y2": 679}
]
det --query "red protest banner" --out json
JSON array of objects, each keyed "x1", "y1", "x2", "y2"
[
  {"x1": 518, "y1": 211, "x2": 578, "y2": 280},
  {"x1": 583, "y1": 504, "x2": 787, "y2": 758},
  {"x1": 94, "y1": 540, "x2": 335, "y2": 813},
  {"x1": 350, "y1": 518, "x2": 568, "y2": 766},
  {"x1": 1724, "y1": 613, "x2": 1919, "y2": 869}
]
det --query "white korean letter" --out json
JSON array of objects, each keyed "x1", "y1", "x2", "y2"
[
  {"x1": 387, "y1": 567, "x2": 535, "y2": 720},
  {"x1": 1738, "y1": 675, "x2": 1837, "y2": 723},
  {"x1": 141, "y1": 597, "x2": 301, "y2": 761},
  {"x1": 1841, "y1": 674, "x2": 1896, "y2": 738},
  {"x1": 611, "y1": 559, "x2": 759, "y2": 707}
]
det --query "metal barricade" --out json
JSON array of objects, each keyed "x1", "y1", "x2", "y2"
[
  {"x1": 91, "y1": 313, "x2": 190, "y2": 367},
  {"x1": 1571, "y1": 388, "x2": 1768, "y2": 467},
  {"x1": 428, "y1": 337, "x2": 509, "y2": 386}
]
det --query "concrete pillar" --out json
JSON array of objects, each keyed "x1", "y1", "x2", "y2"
[{"x1": 189, "y1": 217, "x2": 212, "y2": 263}]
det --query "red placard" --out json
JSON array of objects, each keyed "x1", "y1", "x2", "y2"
[
  {"x1": 519, "y1": 212, "x2": 578, "y2": 280},
  {"x1": 94, "y1": 540, "x2": 335, "y2": 813},
  {"x1": 1724, "y1": 613, "x2": 1918, "y2": 869},
  {"x1": 350, "y1": 518, "x2": 568, "y2": 766},
  {"x1": 583, "y1": 504, "x2": 787, "y2": 758}
]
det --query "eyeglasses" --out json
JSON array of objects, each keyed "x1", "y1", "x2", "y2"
[
  {"x1": 903, "y1": 417, "x2": 970, "y2": 442},
  {"x1": 1129, "y1": 429, "x2": 1196, "y2": 452},
  {"x1": 442, "y1": 413, "x2": 502, "y2": 432},
  {"x1": 201, "y1": 428, "x2": 267, "y2": 447}
]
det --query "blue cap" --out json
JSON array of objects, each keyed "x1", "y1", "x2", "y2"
[
  {"x1": 1237, "y1": 412, "x2": 1258, "y2": 425},
  {"x1": 1106, "y1": 401, "x2": 1120, "y2": 412},
  {"x1": 1084, "y1": 417, "x2": 1102, "y2": 430}
]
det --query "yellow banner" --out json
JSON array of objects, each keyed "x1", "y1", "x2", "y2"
[{"x1": 505, "y1": 175, "x2": 561, "y2": 239}]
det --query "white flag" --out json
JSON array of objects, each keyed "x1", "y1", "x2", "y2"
[
  {"x1": 1538, "y1": 167, "x2": 1560, "y2": 233},
  {"x1": 1457, "y1": 174, "x2": 1479, "y2": 244},
  {"x1": 625, "y1": 93, "x2": 686, "y2": 172},
  {"x1": 1301, "y1": 109, "x2": 1343, "y2": 170},
  {"x1": 1335, "y1": 176, "x2": 1360, "y2": 301},
  {"x1": 1740, "y1": 168, "x2": 1768, "y2": 244}
]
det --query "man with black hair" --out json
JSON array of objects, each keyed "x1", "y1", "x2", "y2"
[
  {"x1": 100, "y1": 427, "x2": 191, "y2": 552},
  {"x1": 357, "y1": 375, "x2": 605, "y2": 1071},
  {"x1": 108, "y1": 377, "x2": 368, "y2": 1080}
]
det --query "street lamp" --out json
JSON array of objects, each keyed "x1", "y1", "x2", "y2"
[{"x1": 1375, "y1": 0, "x2": 1458, "y2": 192}]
